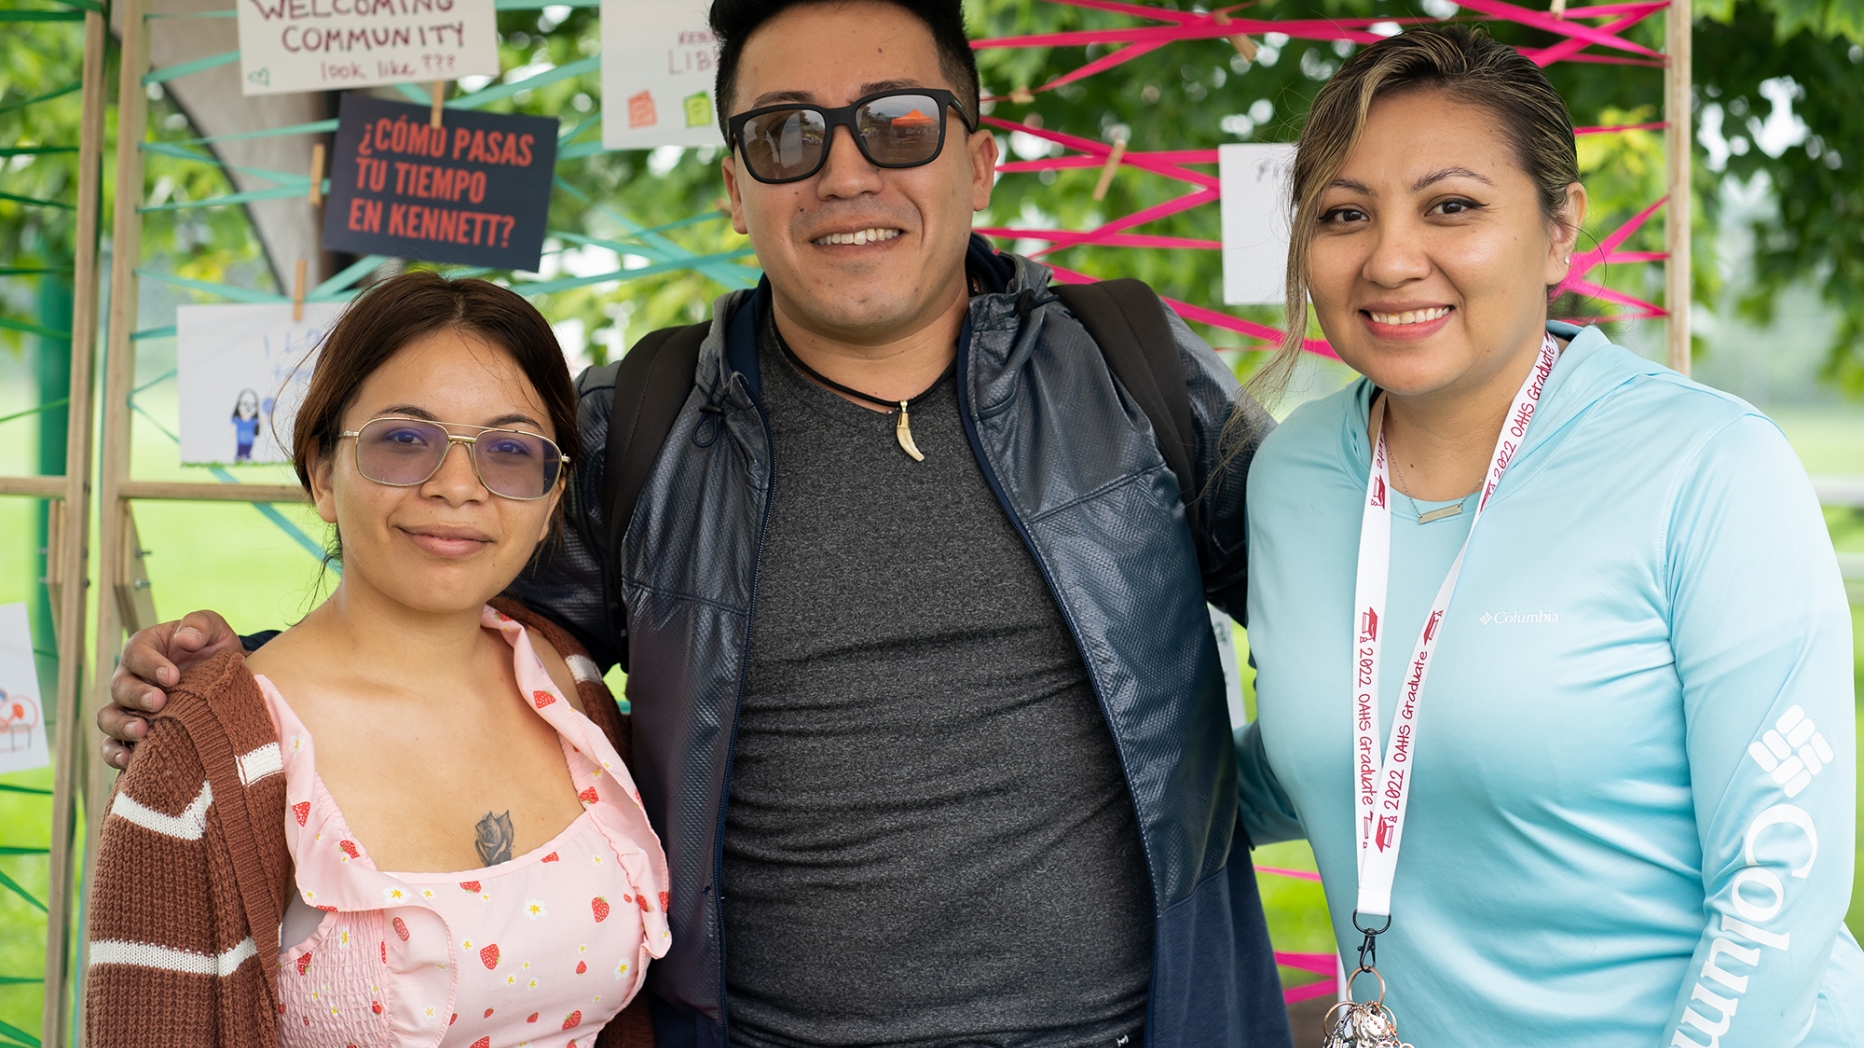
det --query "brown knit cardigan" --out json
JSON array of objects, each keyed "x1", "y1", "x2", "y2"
[{"x1": 85, "y1": 600, "x2": 655, "y2": 1047}]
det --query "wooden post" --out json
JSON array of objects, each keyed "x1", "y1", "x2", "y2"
[
  {"x1": 1664, "y1": 0, "x2": 1692, "y2": 375},
  {"x1": 431, "y1": 79, "x2": 446, "y2": 128},
  {"x1": 40, "y1": 1, "x2": 113, "y2": 1042},
  {"x1": 1092, "y1": 137, "x2": 1128, "y2": 202},
  {"x1": 308, "y1": 142, "x2": 326, "y2": 207}
]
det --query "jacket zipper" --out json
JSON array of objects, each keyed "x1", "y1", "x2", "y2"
[
  {"x1": 951, "y1": 312, "x2": 1163, "y2": 1040},
  {"x1": 712, "y1": 369, "x2": 774, "y2": 1040}
]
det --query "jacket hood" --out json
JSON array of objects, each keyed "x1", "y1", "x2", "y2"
[{"x1": 1339, "y1": 321, "x2": 1666, "y2": 499}]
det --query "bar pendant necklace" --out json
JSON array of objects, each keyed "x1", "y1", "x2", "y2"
[{"x1": 778, "y1": 330, "x2": 944, "y2": 462}]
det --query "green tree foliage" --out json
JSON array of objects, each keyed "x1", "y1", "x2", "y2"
[
  {"x1": 6, "y1": 0, "x2": 1861, "y2": 381},
  {"x1": 1691, "y1": 3, "x2": 1864, "y2": 393}
]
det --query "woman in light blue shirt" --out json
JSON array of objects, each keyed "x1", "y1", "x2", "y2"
[{"x1": 1235, "y1": 25, "x2": 1861, "y2": 1047}]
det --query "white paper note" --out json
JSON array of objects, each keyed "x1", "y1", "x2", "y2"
[
  {"x1": 236, "y1": 0, "x2": 500, "y2": 96},
  {"x1": 600, "y1": 0, "x2": 725, "y2": 151},
  {"x1": 0, "y1": 604, "x2": 50, "y2": 776},
  {"x1": 1219, "y1": 143, "x2": 1296, "y2": 305},
  {"x1": 177, "y1": 302, "x2": 346, "y2": 466}
]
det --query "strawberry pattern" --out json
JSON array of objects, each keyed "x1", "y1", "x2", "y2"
[{"x1": 261, "y1": 606, "x2": 671, "y2": 1048}]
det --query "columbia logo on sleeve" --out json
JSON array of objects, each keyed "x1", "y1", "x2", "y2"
[{"x1": 1746, "y1": 706, "x2": 1835, "y2": 798}]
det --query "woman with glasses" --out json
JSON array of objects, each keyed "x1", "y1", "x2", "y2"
[
  {"x1": 1234, "y1": 26, "x2": 1860, "y2": 1048},
  {"x1": 86, "y1": 273, "x2": 669, "y2": 1045}
]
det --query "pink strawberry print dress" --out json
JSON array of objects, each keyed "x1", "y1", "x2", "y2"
[{"x1": 259, "y1": 606, "x2": 671, "y2": 1047}]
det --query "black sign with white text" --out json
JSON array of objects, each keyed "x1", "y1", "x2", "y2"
[{"x1": 322, "y1": 93, "x2": 557, "y2": 271}]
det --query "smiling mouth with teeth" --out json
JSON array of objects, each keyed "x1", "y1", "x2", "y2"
[
  {"x1": 1366, "y1": 306, "x2": 1452, "y2": 326},
  {"x1": 814, "y1": 228, "x2": 903, "y2": 246}
]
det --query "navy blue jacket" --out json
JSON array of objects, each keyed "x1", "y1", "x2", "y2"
[{"x1": 510, "y1": 239, "x2": 1290, "y2": 1048}]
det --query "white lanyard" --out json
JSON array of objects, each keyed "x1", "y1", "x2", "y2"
[{"x1": 1351, "y1": 334, "x2": 1559, "y2": 921}]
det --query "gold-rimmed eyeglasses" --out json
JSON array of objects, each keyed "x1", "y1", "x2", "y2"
[{"x1": 336, "y1": 416, "x2": 567, "y2": 501}]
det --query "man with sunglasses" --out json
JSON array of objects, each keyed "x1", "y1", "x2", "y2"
[{"x1": 100, "y1": 1, "x2": 1291, "y2": 1046}]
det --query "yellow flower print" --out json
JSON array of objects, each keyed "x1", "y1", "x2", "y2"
[{"x1": 524, "y1": 899, "x2": 549, "y2": 920}]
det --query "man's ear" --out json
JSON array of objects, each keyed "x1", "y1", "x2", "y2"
[
  {"x1": 1545, "y1": 181, "x2": 1588, "y2": 287},
  {"x1": 968, "y1": 127, "x2": 997, "y2": 212},
  {"x1": 721, "y1": 153, "x2": 749, "y2": 235},
  {"x1": 309, "y1": 450, "x2": 338, "y2": 526}
]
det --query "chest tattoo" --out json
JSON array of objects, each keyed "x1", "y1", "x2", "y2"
[{"x1": 475, "y1": 810, "x2": 514, "y2": 866}]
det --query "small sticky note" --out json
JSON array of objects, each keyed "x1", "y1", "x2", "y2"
[{"x1": 684, "y1": 91, "x2": 713, "y2": 129}]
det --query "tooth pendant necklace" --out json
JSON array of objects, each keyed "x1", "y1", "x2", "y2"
[{"x1": 777, "y1": 331, "x2": 948, "y2": 462}]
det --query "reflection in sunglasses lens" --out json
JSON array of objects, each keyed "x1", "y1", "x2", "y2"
[
  {"x1": 859, "y1": 95, "x2": 942, "y2": 166},
  {"x1": 738, "y1": 93, "x2": 946, "y2": 181},
  {"x1": 743, "y1": 108, "x2": 827, "y2": 181}
]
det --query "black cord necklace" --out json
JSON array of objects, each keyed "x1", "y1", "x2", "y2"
[{"x1": 774, "y1": 329, "x2": 953, "y2": 462}]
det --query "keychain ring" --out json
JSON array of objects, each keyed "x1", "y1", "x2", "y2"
[{"x1": 1346, "y1": 964, "x2": 1387, "y2": 1007}]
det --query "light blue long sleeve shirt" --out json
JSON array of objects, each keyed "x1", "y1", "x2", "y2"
[{"x1": 1238, "y1": 323, "x2": 1862, "y2": 1047}]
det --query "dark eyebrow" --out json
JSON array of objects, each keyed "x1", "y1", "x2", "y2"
[
  {"x1": 484, "y1": 412, "x2": 546, "y2": 431},
  {"x1": 377, "y1": 405, "x2": 547, "y2": 431},
  {"x1": 749, "y1": 79, "x2": 936, "y2": 109},
  {"x1": 1412, "y1": 167, "x2": 1494, "y2": 191},
  {"x1": 1327, "y1": 176, "x2": 1371, "y2": 194}
]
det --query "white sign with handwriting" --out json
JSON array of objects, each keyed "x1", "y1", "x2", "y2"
[
  {"x1": 0, "y1": 603, "x2": 50, "y2": 776},
  {"x1": 177, "y1": 302, "x2": 345, "y2": 465},
  {"x1": 600, "y1": 0, "x2": 725, "y2": 151},
  {"x1": 1219, "y1": 143, "x2": 1296, "y2": 305},
  {"x1": 236, "y1": 0, "x2": 500, "y2": 96}
]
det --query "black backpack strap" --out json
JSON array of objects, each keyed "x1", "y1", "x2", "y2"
[
  {"x1": 601, "y1": 320, "x2": 710, "y2": 569},
  {"x1": 1052, "y1": 279, "x2": 1205, "y2": 555}
]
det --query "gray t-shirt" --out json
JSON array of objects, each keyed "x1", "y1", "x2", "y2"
[{"x1": 721, "y1": 316, "x2": 1154, "y2": 1048}]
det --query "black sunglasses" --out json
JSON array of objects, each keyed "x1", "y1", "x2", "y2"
[{"x1": 727, "y1": 88, "x2": 976, "y2": 185}]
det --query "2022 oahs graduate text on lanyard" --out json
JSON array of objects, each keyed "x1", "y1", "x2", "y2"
[{"x1": 1326, "y1": 333, "x2": 1561, "y2": 1048}]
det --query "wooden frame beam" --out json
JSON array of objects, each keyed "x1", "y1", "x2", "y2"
[
  {"x1": 1664, "y1": 0, "x2": 1692, "y2": 375},
  {"x1": 40, "y1": 1, "x2": 111, "y2": 1042}
]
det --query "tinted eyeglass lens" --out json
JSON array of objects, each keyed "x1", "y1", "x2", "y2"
[
  {"x1": 474, "y1": 429, "x2": 559, "y2": 500},
  {"x1": 857, "y1": 94, "x2": 944, "y2": 165},
  {"x1": 356, "y1": 418, "x2": 449, "y2": 486},
  {"x1": 354, "y1": 419, "x2": 560, "y2": 499},
  {"x1": 740, "y1": 108, "x2": 827, "y2": 182}
]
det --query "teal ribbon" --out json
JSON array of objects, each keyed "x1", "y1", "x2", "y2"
[
  {"x1": 0, "y1": 82, "x2": 79, "y2": 117},
  {"x1": 0, "y1": 191, "x2": 73, "y2": 210},
  {"x1": 142, "y1": 50, "x2": 239, "y2": 86}
]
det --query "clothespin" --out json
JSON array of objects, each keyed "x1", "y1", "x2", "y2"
[
  {"x1": 308, "y1": 142, "x2": 325, "y2": 207},
  {"x1": 292, "y1": 259, "x2": 306, "y2": 323},
  {"x1": 431, "y1": 80, "x2": 447, "y2": 129},
  {"x1": 1092, "y1": 136, "x2": 1128, "y2": 202},
  {"x1": 1009, "y1": 86, "x2": 1036, "y2": 104},
  {"x1": 1213, "y1": 11, "x2": 1259, "y2": 61},
  {"x1": 1550, "y1": 0, "x2": 1567, "y2": 16}
]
